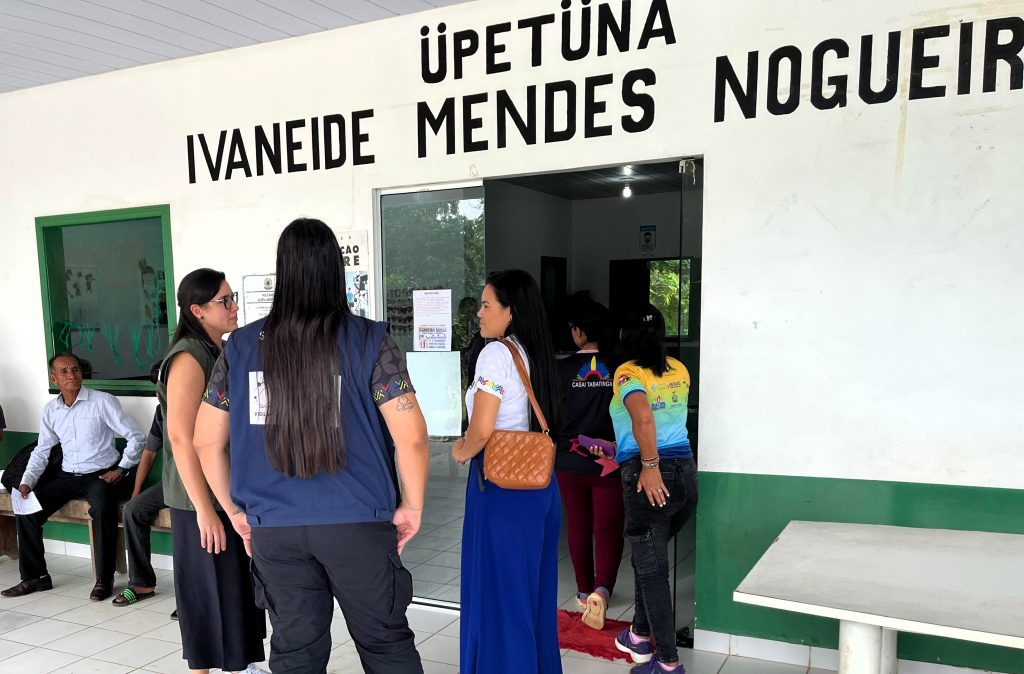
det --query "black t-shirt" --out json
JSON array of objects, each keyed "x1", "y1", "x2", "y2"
[{"x1": 555, "y1": 351, "x2": 617, "y2": 476}]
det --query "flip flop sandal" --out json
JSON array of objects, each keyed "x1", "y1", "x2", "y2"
[
  {"x1": 582, "y1": 591, "x2": 607, "y2": 630},
  {"x1": 111, "y1": 587, "x2": 155, "y2": 607}
]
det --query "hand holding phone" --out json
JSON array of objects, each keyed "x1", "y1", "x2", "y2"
[{"x1": 577, "y1": 435, "x2": 615, "y2": 457}]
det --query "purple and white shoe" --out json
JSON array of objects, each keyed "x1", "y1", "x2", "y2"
[
  {"x1": 615, "y1": 627, "x2": 654, "y2": 664},
  {"x1": 630, "y1": 658, "x2": 686, "y2": 673}
]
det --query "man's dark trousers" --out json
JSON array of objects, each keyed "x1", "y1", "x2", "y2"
[
  {"x1": 15, "y1": 468, "x2": 134, "y2": 582},
  {"x1": 122, "y1": 482, "x2": 165, "y2": 587}
]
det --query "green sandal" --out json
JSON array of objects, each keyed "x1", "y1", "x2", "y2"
[{"x1": 111, "y1": 587, "x2": 155, "y2": 607}]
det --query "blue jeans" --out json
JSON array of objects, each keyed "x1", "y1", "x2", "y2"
[{"x1": 620, "y1": 457, "x2": 698, "y2": 663}]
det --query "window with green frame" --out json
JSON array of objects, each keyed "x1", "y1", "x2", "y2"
[{"x1": 36, "y1": 205, "x2": 175, "y2": 394}]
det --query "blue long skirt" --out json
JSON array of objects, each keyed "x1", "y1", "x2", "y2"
[{"x1": 460, "y1": 458, "x2": 563, "y2": 674}]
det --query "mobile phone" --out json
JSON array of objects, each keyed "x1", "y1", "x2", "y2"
[{"x1": 577, "y1": 435, "x2": 615, "y2": 457}]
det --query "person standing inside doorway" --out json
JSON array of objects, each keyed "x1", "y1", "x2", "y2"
[
  {"x1": 610, "y1": 305, "x2": 697, "y2": 674},
  {"x1": 194, "y1": 218, "x2": 430, "y2": 674},
  {"x1": 555, "y1": 298, "x2": 624, "y2": 630}
]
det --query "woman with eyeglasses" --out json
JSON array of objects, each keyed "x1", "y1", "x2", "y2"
[{"x1": 159, "y1": 269, "x2": 266, "y2": 674}]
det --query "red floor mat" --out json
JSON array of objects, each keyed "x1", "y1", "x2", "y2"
[{"x1": 557, "y1": 609, "x2": 633, "y2": 663}]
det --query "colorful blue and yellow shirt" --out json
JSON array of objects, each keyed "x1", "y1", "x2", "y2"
[{"x1": 610, "y1": 357, "x2": 692, "y2": 463}]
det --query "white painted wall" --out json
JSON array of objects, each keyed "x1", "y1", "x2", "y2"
[
  {"x1": 571, "y1": 190, "x2": 686, "y2": 305},
  {"x1": 0, "y1": 0, "x2": 1021, "y2": 491},
  {"x1": 484, "y1": 181, "x2": 572, "y2": 283}
]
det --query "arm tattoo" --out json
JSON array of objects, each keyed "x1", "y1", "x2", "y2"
[{"x1": 396, "y1": 394, "x2": 414, "y2": 412}]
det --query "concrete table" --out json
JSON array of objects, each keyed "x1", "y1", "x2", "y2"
[{"x1": 733, "y1": 521, "x2": 1024, "y2": 673}]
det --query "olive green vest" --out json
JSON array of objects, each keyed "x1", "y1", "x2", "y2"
[{"x1": 157, "y1": 337, "x2": 220, "y2": 511}]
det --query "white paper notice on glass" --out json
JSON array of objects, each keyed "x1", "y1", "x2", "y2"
[
  {"x1": 412, "y1": 289, "x2": 452, "y2": 352},
  {"x1": 242, "y1": 274, "x2": 276, "y2": 325},
  {"x1": 11, "y1": 490, "x2": 43, "y2": 515},
  {"x1": 406, "y1": 351, "x2": 462, "y2": 437}
]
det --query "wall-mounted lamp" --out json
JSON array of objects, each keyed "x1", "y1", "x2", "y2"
[{"x1": 622, "y1": 184, "x2": 632, "y2": 198}]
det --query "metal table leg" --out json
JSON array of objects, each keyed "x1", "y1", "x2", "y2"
[
  {"x1": 880, "y1": 628, "x2": 898, "y2": 674},
  {"x1": 839, "y1": 620, "x2": 883, "y2": 674}
]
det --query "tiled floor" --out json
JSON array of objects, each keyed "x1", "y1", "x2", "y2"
[{"x1": 1, "y1": 555, "x2": 817, "y2": 673}]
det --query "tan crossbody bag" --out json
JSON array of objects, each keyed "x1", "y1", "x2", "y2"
[{"x1": 481, "y1": 339, "x2": 556, "y2": 490}]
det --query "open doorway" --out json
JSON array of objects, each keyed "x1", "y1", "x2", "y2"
[
  {"x1": 377, "y1": 159, "x2": 704, "y2": 644},
  {"x1": 484, "y1": 159, "x2": 703, "y2": 642}
]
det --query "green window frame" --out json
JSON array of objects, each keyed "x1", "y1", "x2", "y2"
[{"x1": 35, "y1": 205, "x2": 176, "y2": 395}]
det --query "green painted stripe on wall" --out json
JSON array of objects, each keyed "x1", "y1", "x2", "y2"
[
  {"x1": 696, "y1": 472, "x2": 1024, "y2": 673},
  {"x1": 42, "y1": 521, "x2": 173, "y2": 556}
]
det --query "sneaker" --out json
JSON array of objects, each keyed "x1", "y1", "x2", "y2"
[
  {"x1": 630, "y1": 658, "x2": 685, "y2": 673},
  {"x1": 615, "y1": 627, "x2": 654, "y2": 664},
  {"x1": 244, "y1": 666, "x2": 270, "y2": 674}
]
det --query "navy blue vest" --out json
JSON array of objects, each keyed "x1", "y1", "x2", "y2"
[{"x1": 225, "y1": 316, "x2": 397, "y2": 527}]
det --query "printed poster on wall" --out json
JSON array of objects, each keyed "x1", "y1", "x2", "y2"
[
  {"x1": 412, "y1": 289, "x2": 452, "y2": 351},
  {"x1": 339, "y1": 230, "x2": 369, "y2": 318},
  {"x1": 639, "y1": 225, "x2": 657, "y2": 257},
  {"x1": 242, "y1": 274, "x2": 275, "y2": 324}
]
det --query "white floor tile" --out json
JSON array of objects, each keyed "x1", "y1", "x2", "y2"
[
  {"x1": 438, "y1": 617, "x2": 460, "y2": 637},
  {"x1": 0, "y1": 608, "x2": 45, "y2": 631},
  {"x1": 326, "y1": 642, "x2": 364, "y2": 673},
  {"x1": 421, "y1": 659, "x2": 459, "y2": 673},
  {"x1": 13, "y1": 593, "x2": 93, "y2": 618},
  {"x1": 51, "y1": 602, "x2": 140, "y2": 628},
  {"x1": 676, "y1": 648, "x2": 730, "y2": 673},
  {"x1": 142, "y1": 621, "x2": 183, "y2": 644},
  {"x1": 90, "y1": 635, "x2": 179, "y2": 668},
  {"x1": 0, "y1": 637, "x2": 35, "y2": 659},
  {"x1": 134, "y1": 649, "x2": 190, "y2": 674},
  {"x1": 4, "y1": 646, "x2": 82, "y2": 673},
  {"x1": 413, "y1": 564, "x2": 460, "y2": 584},
  {"x1": 720, "y1": 655, "x2": 809, "y2": 674},
  {"x1": 416, "y1": 633, "x2": 460, "y2": 666},
  {"x1": 4, "y1": 617, "x2": 87, "y2": 646},
  {"x1": 406, "y1": 606, "x2": 458, "y2": 632},
  {"x1": 1, "y1": 587, "x2": 61, "y2": 609},
  {"x1": 135, "y1": 595, "x2": 178, "y2": 615},
  {"x1": 45, "y1": 626, "x2": 135, "y2": 657},
  {"x1": 51, "y1": 657, "x2": 135, "y2": 673},
  {"x1": 97, "y1": 608, "x2": 175, "y2": 635},
  {"x1": 331, "y1": 616, "x2": 353, "y2": 645},
  {"x1": 560, "y1": 653, "x2": 633, "y2": 672}
]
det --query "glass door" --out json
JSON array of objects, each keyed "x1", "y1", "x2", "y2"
[{"x1": 379, "y1": 185, "x2": 485, "y2": 606}]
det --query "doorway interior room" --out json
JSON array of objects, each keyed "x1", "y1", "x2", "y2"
[{"x1": 379, "y1": 158, "x2": 704, "y2": 641}]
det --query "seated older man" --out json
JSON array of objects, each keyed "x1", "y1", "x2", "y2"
[{"x1": 2, "y1": 353, "x2": 145, "y2": 601}]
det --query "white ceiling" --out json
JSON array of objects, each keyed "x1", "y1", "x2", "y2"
[{"x1": 0, "y1": 0, "x2": 474, "y2": 95}]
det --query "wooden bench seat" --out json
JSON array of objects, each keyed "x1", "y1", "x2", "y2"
[{"x1": 0, "y1": 492, "x2": 171, "y2": 578}]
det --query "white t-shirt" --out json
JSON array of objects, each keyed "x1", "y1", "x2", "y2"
[{"x1": 465, "y1": 339, "x2": 530, "y2": 432}]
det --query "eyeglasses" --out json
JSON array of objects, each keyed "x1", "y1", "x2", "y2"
[{"x1": 208, "y1": 292, "x2": 238, "y2": 310}]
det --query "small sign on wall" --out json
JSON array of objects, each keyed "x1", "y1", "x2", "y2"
[
  {"x1": 640, "y1": 225, "x2": 657, "y2": 257},
  {"x1": 242, "y1": 274, "x2": 275, "y2": 324}
]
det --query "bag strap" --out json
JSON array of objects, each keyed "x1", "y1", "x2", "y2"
[{"x1": 498, "y1": 339, "x2": 550, "y2": 434}]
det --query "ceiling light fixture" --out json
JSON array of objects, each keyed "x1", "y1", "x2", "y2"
[
  {"x1": 622, "y1": 183, "x2": 632, "y2": 198},
  {"x1": 623, "y1": 165, "x2": 633, "y2": 175}
]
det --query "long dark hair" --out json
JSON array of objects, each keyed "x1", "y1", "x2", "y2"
[
  {"x1": 566, "y1": 297, "x2": 618, "y2": 369},
  {"x1": 262, "y1": 218, "x2": 352, "y2": 478},
  {"x1": 169, "y1": 268, "x2": 224, "y2": 350},
  {"x1": 620, "y1": 304, "x2": 669, "y2": 376},
  {"x1": 487, "y1": 270, "x2": 561, "y2": 431}
]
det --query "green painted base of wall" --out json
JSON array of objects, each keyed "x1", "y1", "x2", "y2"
[
  {"x1": 42, "y1": 522, "x2": 173, "y2": 556},
  {"x1": 696, "y1": 472, "x2": 1024, "y2": 673}
]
